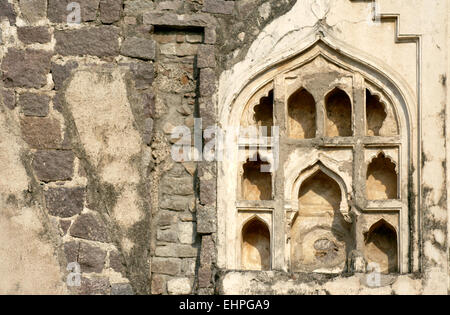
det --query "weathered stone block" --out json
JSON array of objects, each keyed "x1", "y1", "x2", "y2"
[
  {"x1": 55, "y1": 27, "x2": 119, "y2": 57},
  {"x1": 160, "y1": 43, "x2": 198, "y2": 56},
  {"x1": 70, "y1": 213, "x2": 110, "y2": 243},
  {"x1": 100, "y1": 0, "x2": 122, "y2": 24},
  {"x1": 178, "y1": 221, "x2": 196, "y2": 244},
  {"x1": 52, "y1": 92, "x2": 64, "y2": 113},
  {"x1": 197, "y1": 45, "x2": 216, "y2": 68},
  {"x1": 1, "y1": 49, "x2": 52, "y2": 88},
  {"x1": 19, "y1": 0, "x2": 47, "y2": 23},
  {"x1": 151, "y1": 274, "x2": 166, "y2": 295},
  {"x1": 0, "y1": 1, "x2": 16, "y2": 25},
  {"x1": 32, "y1": 150, "x2": 74, "y2": 182},
  {"x1": 198, "y1": 265, "x2": 212, "y2": 288},
  {"x1": 158, "y1": 211, "x2": 177, "y2": 226},
  {"x1": 48, "y1": 0, "x2": 100, "y2": 23},
  {"x1": 17, "y1": 27, "x2": 51, "y2": 44},
  {"x1": 19, "y1": 92, "x2": 50, "y2": 117},
  {"x1": 152, "y1": 257, "x2": 181, "y2": 276},
  {"x1": 202, "y1": 0, "x2": 234, "y2": 15},
  {"x1": 167, "y1": 277, "x2": 191, "y2": 295},
  {"x1": 64, "y1": 240, "x2": 79, "y2": 263},
  {"x1": 143, "y1": 118, "x2": 154, "y2": 145},
  {"x1": 161, "y1": 177, "x2": 194, "y2": 196},
  {"x1": 197, "y1": 205, "x2": 216, "y2": 234},
  {"x1": 120, "y1": 37, "x2": 156, "y2": 60},
  {"x1": 181, "y1": 258, "x2": 196, "y2": 276},
  {"x1": 143, "y1": 12, "x2": 214, "y2": 27},
  {"x1": 204, "y1": 27, "x2": 216, "y2": 44},
  {"x1": 186, "y1": 33, "x2": 203, "y2": 44},
  {"x1": 199, "y1": 97, "x2": 216, "y2": 128},
  {"x1": 45, "y1": 187, "x2": 85, "y2": 218},
  {"x1": 157, "y1": 227, "x2": 178, "y2": 243},
  {"x1": 130, "y1": 63, "x2": 155, "y2": 89},
  {"x1": 200, "y1": 178, "x2": 216, "y2": 206},
  {"x1": 157, "y1": 0, "x2": 184, "y2": 11},
  {"x1": 200, "y1": 234, "x2": 215, "y2": 266},
  {"x1": 199, "y1": 68, "x2": 216, "y2": 97},
  {"x1": 51, "y1": 61, "x2": 78, "y2": 90},
  {"x1": 111, "y1": 283, "x2": 134, "y2": 295},
  {"x1": 77, "y1": 276, "x2": 111, "y2": 295},
  {"x1": 155, "y1": 244, "x2": 197, "y2": 258},
  {"x1": 109, "y1": 250, "x2": 125, "y2": 274},
  {"x1": 78, "y1": 242, "x2": 107, "y2": 273},
  {"x1": 160, "y1": 195, "x2": 193, "y2": 211},
  {"x1": 1, "y1": 89, "x2": 15, "y2": 110}
]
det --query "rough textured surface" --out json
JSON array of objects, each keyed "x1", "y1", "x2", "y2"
[
  {"x1": 1, "y1": 49, "x2": 52, "y2": 88},
  {"x1": 55, "y1": 27, "x2": 120, "y2": 57},
  {"x1": 17, "y1": 27, "x2": 51, "y2": 44},
  {"x1": 19, "y1": 92, "x2": 50, "y2": 117}
]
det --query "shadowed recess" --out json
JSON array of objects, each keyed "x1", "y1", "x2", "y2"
[
  {"x1": 325, "y1": 88, "x2": 352, "y2": 137},
  {"x1": 364, "y1": 219, "x2": 398, "y2": 274},
  {"x1": 291, "y1": 169, "x2": 351, "y2": 272},
  {"x1": 366, "y1": 89, "x2": 387, "y2": 136},
  {"x1": 253, "y1": 90, "x2": 274, "y2": 137},
  {"x1": 241, "y1": 155, "x2": 272, "y2": 200},
  {"x1": 242, "y1": 218, "x2": 270, "y2": 271},
  {"x1": 288, "y1": 88, "x2": 316, "y2": 139},
  {"x1": 366, "y1": 153, "x2": 398, "y2": 200}
]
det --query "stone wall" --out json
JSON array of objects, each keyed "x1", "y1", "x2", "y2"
[{"x1": 0, "y1": 0, "x2": 449, "y2": 295}]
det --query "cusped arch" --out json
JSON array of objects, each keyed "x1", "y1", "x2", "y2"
[
  {"x1": 290, "y1": 167, "x2": 352, "y2": 273},
  {"x1": 366, "y1": 152, "x2": 398, "y2": 200},
  {"x1": 291, "y1": 160, "x2": 350, "y2": 220},
  {"x1": 223, "y1": 36, "x2": 414, "y2": 141}
]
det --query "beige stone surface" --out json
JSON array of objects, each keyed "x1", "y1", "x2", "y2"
[{"x1": 0, "y1": 110, "x2": 65, "y2": 294}]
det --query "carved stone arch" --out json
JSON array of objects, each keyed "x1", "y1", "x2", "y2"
[
  {"x1": 364, "y1": 219, "x2": 399, "y2": 273},
  {"x1": 287, "y1": 87, "x2": 316, "y2": 139},
  {"x1": 290, "y1": 166, "x2": 352, "y2": 273},
  {"x1": 365, "y1": 85, "x2": 399, "y2": 136},
  {"x1": 324, "y1": 87, "x2": 353, "y2": 137},
  {"x1": 366, "y1": 152, "x2": 399, "y2": 200},
  {"x1": 367, "y1": 150, "x2": 399, "y2": 174},
  {"x1": 290, "y1": 159, "x2": 351, "y2": 220},
  {"x1": 240, "y1": 81, "x2": 274, "y2": 129},
  {"x1": 217, "y1": 30, "x2": 417, "y2": 271}
]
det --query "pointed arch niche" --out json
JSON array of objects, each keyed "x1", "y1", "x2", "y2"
[
  {"x1": 288, "y1": 88, "x2": 316, "y2": 139},
  {"x1": 364, "y1": 219, "x2": 398, "y2": 273},
  {"x1": 241, "y1": 216, "x2": 271, "y2": 270},
  {"x1": 217, "y1": 36, "x2": 417, "y2": 274},
  {"x1": 290, "y1": 164, "x2": 352, "y2": 273},
  {"x1": 325, "y1": 88, "x2": 352, "y2": 137}
]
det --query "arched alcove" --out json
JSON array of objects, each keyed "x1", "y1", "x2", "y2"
[
  {"x1": 366, "y1": 89, "x2": 387, "y2": 136},
  {"x1": 366, "y1": 153, "x2": 398, "y2": 200},
  {"x1": 364, "y1": 219, "x2": 398, "y2": 273},
  {"x1": 288, "y1": 88, "x2": 316, "y2": 139},
  {"x1": 290, "y1": 169, "x2": 351, "y2": 272},
  {"x1": 241, "y1": 217, "x2": 271, "y2": 270},
  {"x1": 254, "y1": 89, "x2": 273, "y2": 130},
  {"x1": 325, "y1": 88, "x2": 352, "y2": 137},
  {"x1": 241, "y1": 155, "x2": 272, "y2": 200}
]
